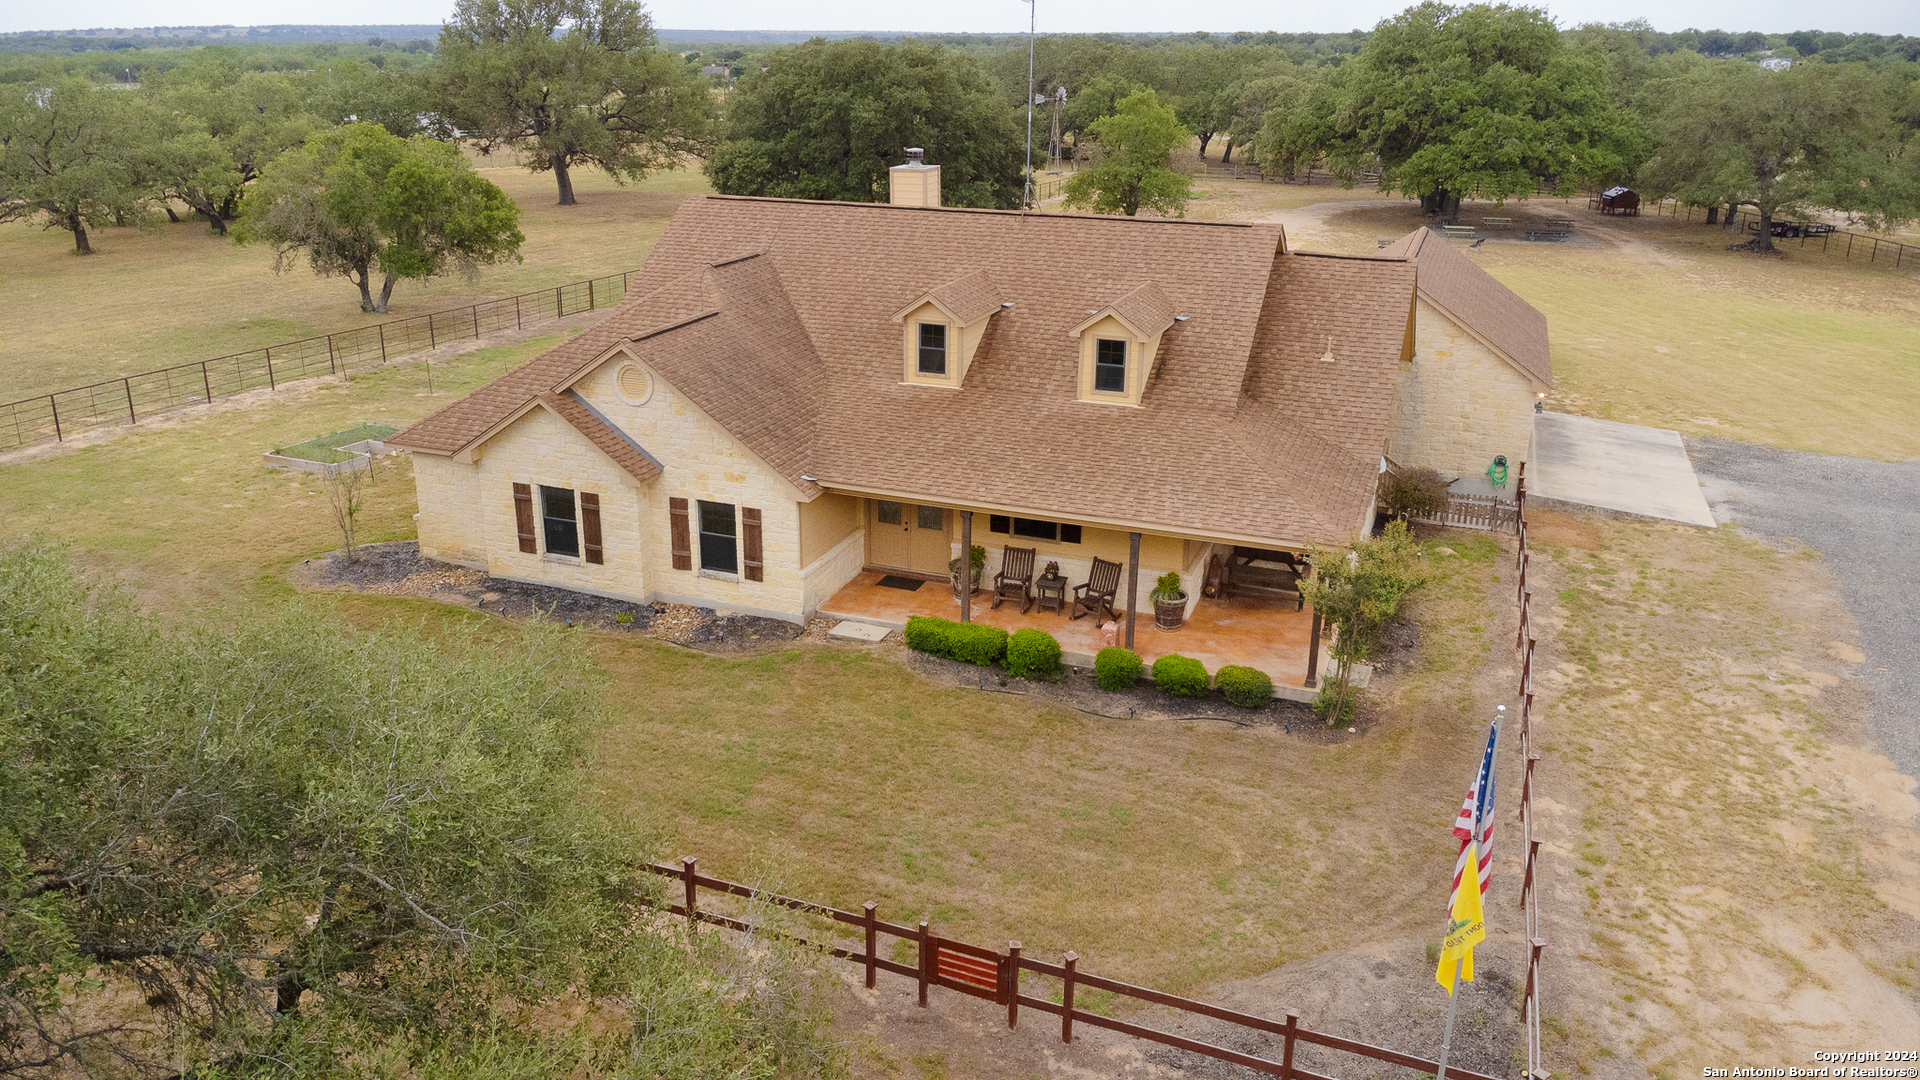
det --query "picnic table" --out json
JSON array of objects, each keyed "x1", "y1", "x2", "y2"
[
  {"x1": 1528, "y1": 218, "x2": 1575, "y2": 242},
  {"x1": 1749, "y1": 220, "x2": 1835, "y2": 239}
]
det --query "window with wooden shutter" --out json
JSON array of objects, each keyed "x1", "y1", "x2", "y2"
[
  {"x1": 669, "y1": 498, "x2": 692, "y2": 571},
  {"x1": 512, "y1": 483, "x2": 536, "y2": 553},
  {"x1": 741, "y1": 507, "x2": 763, "y2": 582},
  {"x1": 580, "y1": 491, "x2": 603, "y2": 565}
]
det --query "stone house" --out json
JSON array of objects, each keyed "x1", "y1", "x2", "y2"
[
  {"x1": 388, "y1": 167, "x2": 1550, "y2": 629},
  {"x1": 1377, "y1": 226, "x2": 1555, "y2": 479}
]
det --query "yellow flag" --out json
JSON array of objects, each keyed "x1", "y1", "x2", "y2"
[{"x1": 1436, "y1": 838, "x2": 1487, "y2": 995}]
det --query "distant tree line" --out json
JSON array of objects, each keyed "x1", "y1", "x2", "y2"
[{"x1": 2, "y1": 3, "x2": 1916, "y2": 263}]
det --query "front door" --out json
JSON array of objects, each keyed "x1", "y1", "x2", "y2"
[{"x1": 868, "y1": 500, "x2": 951, "y2": 576}]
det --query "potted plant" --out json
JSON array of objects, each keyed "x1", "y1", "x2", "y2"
[
  {"x1": 1151, "y1": 571, "x2": 1188, "y2": 630},
  {"x1": 950, "y1": 544, "x2": 987, "y2": 597},
  {"x1": 1042, "y1": 560, "x2": 1062, "y2": 581}
]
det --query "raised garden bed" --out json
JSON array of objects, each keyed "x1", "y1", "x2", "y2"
[{"x1": 265, "y1": 423, "x2": 400, "y2": 474}]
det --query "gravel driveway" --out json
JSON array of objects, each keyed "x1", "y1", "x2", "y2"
[{"x1": 1687, "y1": 437, "x2": 1920, "y2": 780}]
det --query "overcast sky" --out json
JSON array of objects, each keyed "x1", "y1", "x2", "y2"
[{"x1": 8, "y1": 0, "x2": 1916, "y2": 37}]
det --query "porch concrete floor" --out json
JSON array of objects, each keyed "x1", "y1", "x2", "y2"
[{"x1": 819, "y1": 569, "x2": 1328, "y2": 690}]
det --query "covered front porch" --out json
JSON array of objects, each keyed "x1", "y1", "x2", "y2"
[{"x1": 818, "y1": 568, "x2": 1329, "y2": 696}]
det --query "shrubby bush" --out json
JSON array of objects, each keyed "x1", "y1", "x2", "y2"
[
  {"x1": 1216, "y1": 664, "x2": 1274, "y2": 708},
  {"x1": 1005, "y1": 627, "x2": 1063, "y2": 679},
  {"x1": 904, "y1": 615, "x2": 1009, "y2": 666},
  {"x1": 1151, "y1": 653, "x2": 1210, "y2": 697},
  {"x1": 1094, "y1": 646, "x2": 1143, "y2": 690}
]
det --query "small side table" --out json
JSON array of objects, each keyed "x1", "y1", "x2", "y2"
[{"x1": 1035, "y1": 575, "x2": 1067, "y2": 614}]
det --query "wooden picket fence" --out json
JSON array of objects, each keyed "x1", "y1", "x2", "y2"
[
  {"x1": 1415, "y1": 491, "x2": 1519, "y2": 532},
  {"x1": 0, "y1": 270, "x2": 640, "y2": 455},
  {"x1": 1512, "y1": 465, "x2": 1549, "y2": 1080},
  {"x1": 642, "y1": 857, "x2": 1509, "y2": 1080}
]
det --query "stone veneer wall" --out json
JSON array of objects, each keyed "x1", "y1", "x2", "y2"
[
  {"x1": 412, "y1": 355, "x2": 831, "y2": 624},
  {"x1": 1387, "y1": 297, "x2": 1539, "y2": 479}
]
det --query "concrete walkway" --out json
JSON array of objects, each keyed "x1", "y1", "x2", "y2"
[{"x1": 1528, "y1": 412, "x2": 1717, "y2": 527}]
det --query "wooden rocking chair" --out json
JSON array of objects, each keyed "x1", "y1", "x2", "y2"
[
  {"x1": 1071, "y1": 557, "x2": 1123, "y2": 622},
  {"x1": 992, "y1": 546, "x2": 1037, "y2": 613}
]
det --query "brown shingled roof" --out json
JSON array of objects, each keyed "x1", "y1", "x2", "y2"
[
  {"x1": 898, "y1": 269, "x2": 1004, "y2": 325},
  {"x1": 538, "y1": 391, "x2": 663, "y2": 484},
  {"x1": 1082, "y1": 281, "x2": 1177, "y2": 340},
  {"x1": 1377, "y1": 227, "x2": 1552, "y2": 387},
  {"x1": 394, "y1": 195, "x2": 1422, "y2": 548}
]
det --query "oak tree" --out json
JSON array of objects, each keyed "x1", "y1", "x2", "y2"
[
  {"x1": 1061, "y1": 88, "x2": 1195, "y2": 217},
  {"x1": 1278, "y1": 2, "x2": 1645, "y2": 220},
  {"x1": 1639, "y1": 61, "x2": 1920, "y2": 252},
  {"x1": 707, "y1": 39, "x2": 1024, "y2": 208},
  {"x1": 0, "y1": 540, "x2": 839, "y2": 1078},
  {"x1": 0, "y1": 80, "x2": 151, "y2": 254},
  {"x1": 437, "y1": 0, "x2": 712, "y2": 205},
  {"x1": 235, "y1": 123, "x2": 524, "y2": 312}
]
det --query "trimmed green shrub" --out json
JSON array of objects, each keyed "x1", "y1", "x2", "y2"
[
  {"x1": 903, "y1": 615, "x2": 1007, "y2": 666},
  {"x1": 1094, "y1": 646, "x2": 1143, "y2": 690},
  {"x1": 1216, "y1": 665, "x2": 1274, "y2": 708},
  {"x1": 1005, "y1": 628, "x2": 1062, "y2": 679},
  {"x1": 1151, "y1": 654, "x2": 1210, "y2": 698}
]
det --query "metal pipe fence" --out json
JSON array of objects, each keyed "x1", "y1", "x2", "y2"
[
  {"x1": 1644, "y1": 198, "x2": 1916, "y2": 270},
  {"x1": 0, "y1": 270, "x2": 640, "y2": 455}
]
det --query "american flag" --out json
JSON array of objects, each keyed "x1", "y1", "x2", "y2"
[{"x1": 1450, "y1": 719, "x2": 1500, "y2": 906}]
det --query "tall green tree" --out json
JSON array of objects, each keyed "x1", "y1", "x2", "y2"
[
  {"x1": 437, "y1": 0, "x2": 712, "y2": 205},
  {"x1": 1639, "y1": 61, "x2": 1920, "y2": 252},
  {"x1": 144, "y1": 67, "x2": 324, "y2": 232},
  {"x1": 1061, "y1": 88, "x2": 1195, "y2": 217},
  {"x1": 1279, "y1": 2, "x2": 1645, "y2": 220},
  {"x1": 0, "y1": 540, "x2": 840, "y2": 1079},
  {"x1": 0, "y1": 80, "x2": 152, "y2": 253},
  {"x1": 1297, "y1": 520, "x2": 1426, "y2": 725},
  {"x1": 235, "y1": 123, "x2": 525, "y2": 312},
  {"x1": 706, "y1": 39, "x2": 1024, "y2": 208}
]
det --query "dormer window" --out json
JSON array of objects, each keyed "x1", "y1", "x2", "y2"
[
  {"x1": 892, "y1": 270, "x2": 1005, "y2": 388},
  {"x1": 918, "y1": 323, "x2": 948, "y2": 375},
  {"x1": 1094, "y1": 339, "x2": 1127, "y2": 393},
  {"x1": 1072, "y1": 282, "x2": 1176, "y2": 408}
]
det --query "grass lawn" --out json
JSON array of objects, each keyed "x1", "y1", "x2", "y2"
[{"x1": 0, "y1": 164, "x2": 711, "y2": 403}]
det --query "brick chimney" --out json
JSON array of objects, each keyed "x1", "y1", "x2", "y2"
[{"x1": 888, "y1": 147, "x2": 941, "y2": 207}]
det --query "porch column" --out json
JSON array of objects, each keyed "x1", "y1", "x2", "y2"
[
  {"x1": 1305, "y1": 608, "x2": 1323, "y2": 688},
  {"x1": 1125, "y1": 532, "x2": 1141, "y2": 650},
  {"x1": 959, "y1": 510, "x2": 973, "y2": 624}
]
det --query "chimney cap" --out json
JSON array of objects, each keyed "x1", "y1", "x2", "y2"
[{"x1": 904, "y1": 147, "x2": 926, "y2": 166}]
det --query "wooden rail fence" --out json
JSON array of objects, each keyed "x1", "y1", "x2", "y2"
[
  {"x1": 0, "y1": 270, "x2": 640, "y2": 455},
  {"x1": 1416, "y1": 491, "x2": 1519, "y2": 532},
  {"x1": 1512, "y1": 464, "x2": 1549, "y2": 1079},
  {"x1": 642, "y1": 857, "x2": 1510, "y2": 1080}
]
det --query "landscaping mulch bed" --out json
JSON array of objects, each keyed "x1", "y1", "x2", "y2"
[
  {"x1": 295, "y1": 541, "x2": 803, "y2": 656},
  {"x1": 896, "y1": 647, "x2": 1334, "y2": 737}
]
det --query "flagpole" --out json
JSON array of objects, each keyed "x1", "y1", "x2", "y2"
[{"x1": 1437, "y1": 956, "x2": 1464, "y2": 1080}]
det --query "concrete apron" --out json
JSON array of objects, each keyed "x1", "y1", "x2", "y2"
[{"x1": 1528, "y1": 412, "x2": 1717, "y2": 528}]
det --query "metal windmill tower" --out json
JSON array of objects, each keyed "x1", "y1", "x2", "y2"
[{"x1": 1048, "y1": 85, "x2": 1066, "y2": 173}]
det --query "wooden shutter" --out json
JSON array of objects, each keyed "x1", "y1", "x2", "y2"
[
  {"x1": 741, "y1": 507, "x2": 763, "y2": 582},
  {"x1": 512, "y1": 483, "x2": 536, "y2": 553},
  {"x1": 580, "y1": 491, "x2": 603, "y2": 565},
  {"x1": 669, "y1": 497, "x2": 692, "y2": 571}
]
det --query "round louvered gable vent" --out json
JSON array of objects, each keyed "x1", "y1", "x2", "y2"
[{"x1": 616, "y1": 364, "x2": 652, "y2": 405}]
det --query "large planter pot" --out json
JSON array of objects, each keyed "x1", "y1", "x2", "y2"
[
  {"x1": 950, "y1": 562, "x2": 983, "y2": 597},
  {"x1": 1154, "y1": 591, "x2": 1188, "y2": 630}
]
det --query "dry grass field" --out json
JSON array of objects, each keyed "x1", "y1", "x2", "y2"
[{"x1": 0, "y1": 163, "x2": 711, "y2": 402}]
